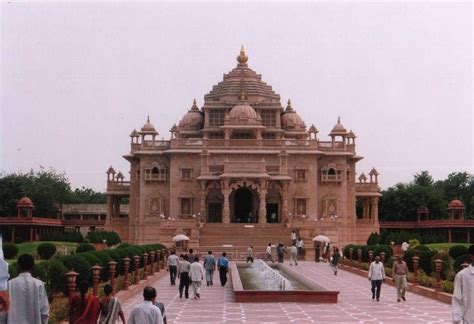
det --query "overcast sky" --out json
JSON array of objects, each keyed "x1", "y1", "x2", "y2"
[{"x1": 1, "y1": 2, "x2": 472, "y2": 191}]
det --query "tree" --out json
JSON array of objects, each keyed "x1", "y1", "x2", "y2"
[{"x1": 414, "y1": 170, "x2": 434, "y2": 187}]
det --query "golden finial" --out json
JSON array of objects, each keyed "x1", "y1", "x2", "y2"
[
  {"x1": 286, "y1": 99, "x2": 293, "y2": 111},
  {"x1": 239, "y1": 89, "x2": 247, "y2": 101},
  {"x1": 237, "y1": 45, "x2": 248, "y2": 64},
  {"x1": 191, "y1": 98, "x2": 198, "y2": 110}
]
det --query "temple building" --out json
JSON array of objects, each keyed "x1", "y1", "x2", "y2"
[{"x1": 105, "y1": 47, "x2": 381, "y2": 256}]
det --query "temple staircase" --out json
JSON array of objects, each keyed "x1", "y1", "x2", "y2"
[{"x1": 196, "y1": 223, "x2": 294, "y2": 260}]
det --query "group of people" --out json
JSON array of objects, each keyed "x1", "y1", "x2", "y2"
[
  {"x1": 167, "y1": 249, "x2": 229, "y2": 300},
  {"x1": 264, "y1": 232, "x2": 306, "y2": 266}
]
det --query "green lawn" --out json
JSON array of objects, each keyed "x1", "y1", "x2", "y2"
[
  {"x1": 426, "y1": 243, "x2": 470, "y2": 252},
  {"x1": 8, "y1": 241, "x2": 78, "y2": 260}
]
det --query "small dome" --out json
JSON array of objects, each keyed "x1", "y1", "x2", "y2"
[
  {"x1": 129, "y1": 129, "x2": 139, "y2": 137},
  {"x1": 141, "y1": 116, "x2": 158, "y2": 134},
  {"x1": 281, "y1": 100, "x2": 305, "y2": 130},
  {"x1": 330, "y1": 117, "x2": 347, "y2": 134},
  {"x1": 178, "y1": 99, "x2": 204, "y2": 131},
  {"x1": 116, "y1": 171, "x2": 124, "y2": 179},
  {"x1": 448, "y1": 199, "x2": 465, "y2": 209},
  {"x1": 106, "y1": 166, "x2": 116, "y2": 174},
  {"x1": 228, "y1": 96, "x2": 262, "y2": 126},
  {"x1": 347, "y1": 130, "x2": 357, "y2": 138},
  {"x1": 17, "y1": 196, "x2": 34, "y2": 207},
  {"x1": 369, "y1": 167, "x2": 379, "y2": 176}
]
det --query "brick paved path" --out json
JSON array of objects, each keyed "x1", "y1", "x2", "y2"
[{"x1": 122, "y1": 261, "x2": 452, "y2": 323}]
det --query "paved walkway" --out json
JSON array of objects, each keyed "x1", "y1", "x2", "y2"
[{"x1": 121, "y1": 261, "x2": 452, "y2": 323}]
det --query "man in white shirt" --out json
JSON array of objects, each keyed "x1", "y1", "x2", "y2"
[
  {"x1": 296, "y1": 238, "x2": 305, "y2": 257},
  {"x1": 289, "y1": 244, "x2": 298, "y2": 266},
  {"x1": 401, "y1": 242, "x2": 409, "y2": 256},
  {"x1": 167, "y1": 250, "x2": 180, "y2": 286},
  {"x1": 4, "y1": 254, "x2": 50, "y2": 324},
  {"x1": 189, "y1": 258, "x2": 205, "y2": 299},
  {"x1": 452, "y1": 245, "x2": 474, "y2": 324},
  {"x1": 128, "y1": 286, "x2": 164, "y2": 324},
  {"x1": 368, "y1": 256, "x2": 385, "y2": 301},
  {"x1": 265, "y1": 243, "x2": 273, "y2": 262}
]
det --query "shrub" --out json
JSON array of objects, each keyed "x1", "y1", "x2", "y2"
[
  {"x1": 105, "y1": 250, "x2": 123, "y2": 275},
  {"x1": 37, "y1": 242, "x2": 57, "y2": 260},
  {"x1": 76, "y1": 243, "x2": 96, "y2": 254},
  {"x1": 449, "y1": 245, "x2": 469, "y2": 260},
  {"x1": 453, "y1": 254, "x2": 470, "y2": 273},
  {"x1": 373, "y1": 245, "x2": 393, "y2": 260},
  {"x1": 32, "y1": 261, "x2": 49, "y2": 282},
  {"x1": 442, "y1": 280, "x2": 454, "y2": 293},
  {"x1": 366, "y1": 232, "x2": 380, "y2": 245},
  {"x1": 414, "y1": 245, "x2": 431, "y2": 252},
  {"x1": 8, "y1": 262, "x2": 18, "y2": 279},
  {"x1": 81, "y1": 252, "x2": 102, "y2": 268},
  {"x1": 385, "y1": 256, "x2": 394, "y2": 268},
  {"x1": 117, "y1": 243, "x2": 131, "y2": 249},
  {"x1": 3, "y1": 243, "x2": 18, "y2": 259},
  {"x1": 89, "y1": 251, "x2": 112, "y2": 281},
  {"x1": 48, "y1": 260, "x2": 67, "y2": 295},
  {"x1": 404, "y1": 249, "x2": 435, "y2": 274},
  {"x1": 431, "y1": 252, "x2": 453, "y2": 280},
  {"x1": 40, "y1": 231, "x2": 84, "y2": 243},
  {"x1": 86, "y1": 231, "x2": 121, "y2": 246},
  {"x1": 59, "y1": 255, "x2": 91, "y2": 286},
  {"x1": 408, "y1": 239, "x2": 420, "y2": 250},
  {"x1": 344, "y1": 244, "x2": 357, "y2": 259},
  {"x1": 418, "y1": 275, "x2": 435, "y2": 288}
]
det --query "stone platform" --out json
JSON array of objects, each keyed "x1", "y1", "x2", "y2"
[{"x1": 121, "y1": 261, "x2": 452, "y2": 323}]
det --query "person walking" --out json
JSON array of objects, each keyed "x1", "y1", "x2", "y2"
[
  {"x1": 452, "y1": 244, "x2": 474, "y2": 324},
  {"x1": 203, "y1": 251, "x2": 216, "y2": 286},
  {"x1": 99, "y1": 284, "x2": 126, "y2": 324},
  {"x1": 189, "y1": 257, "x2": 204, "y2": 299},
  {"x1": 187, "y1": 249, "x2": 197, "y2": 263},
  {"x1": 246, "y1": 245, "x2": 254, "y2": 263},
  {"x1": 331, "y1": 247, "x2": 340, "y2": 275},
  {"x1": 289, "y1": 243, "x2": 298, "y2": 266},
  {"x1": 265, "y1": 243, "x2": 273, "y2": 262},
  {"x1": 368, "y1": 256, "x2": 385, "y2": 301},
  {"x1": 291, "y1": 230, "x2": 297, "y2": 245},
  {"x1": 277, "y1": 243, "x2": 287, "y2": 263},
  {"x1": 128, "y1": 286, "x2": 164, "y2": 324},
  {"x1": 4, "y1": 254, "x2": 50, "y2": 324},
  {"x1": 392, "y1": 254, "x2": 408, "y2": 302},
  {"x1": 167, "y1": 250, "x2": 179, "y2": 286},
  {"x1": 296, "y1": 237, "x2": 305, "y2": 259},
  {"x1": 217, "y1": 252, "x2": 229, "y2": 286},
  {"x1": 69, "y1": 280, "x2": 101, "y2": 323},
  {"x1": 177, "y1": 254, "x2": 191, "y2": 298}
]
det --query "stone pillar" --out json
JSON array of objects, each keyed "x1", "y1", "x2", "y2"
[
  {"x1": 434, "y1": 259, "x2": 443, "y2": 291},
  {"x1": 149, "y1": 251, "x2": 155, "y2": 274},
  {"x1": 258, "y1": 180, "x2": 267, "y2": 224},
  {"x1": 66, "y1": 270, "x2": 79, "y2": 301},
  {"x1": 349, "y1": 248, "x2": 354, "y2": 264},
  {"x1": 357, "y1": 249, "x2": 362, "y2": 271},
  {"x1": 222, "y1": 180, "x2": 230, "y2": 224},
  {"x1": 123, "y1": 257, "x2": 131, "y2": 290},
  {"x1": 199, "y1": 181, "x2": 207, "y2": 222},
  {"x1": 368, "y1": 250, "x2": 373, "y2": 263},
  {"x1": 412, "y1": 256, "x2": 419, "y2": 285},
  {"x1": 372, "y1": 197, "x2": 379, "y2": 220},
  {"x1": 281, "y1": 182, "x2": 289, "y2": 222},
  {"x1": 156, "y1": 250, "x2": 161, "y2": 272},
  {"x1": 143, "y1": 253, "x2": 149, "y2": 280},
  {"x1": 108, "y1": 261, "x2": 117, "y2": 293},
  {"x1": 91, "y1": 265, "x2": 102, "y2": 296},
  {"x1": 380, "y1": 252, "x2": 386, "y2": 264},
  {"x1": 133, "y1": 255, "x2": 140, "y2": 284}
]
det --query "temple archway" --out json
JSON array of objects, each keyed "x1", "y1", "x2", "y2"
[{"x1": 231, "y1": 187, "x2": 258, "y2": 223}]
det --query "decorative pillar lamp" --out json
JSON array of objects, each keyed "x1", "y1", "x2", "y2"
[
  {"x1": 133, "y1": 255, "x2": 140, "y2": 284},
  {"x1": 161, "y1": 250, "x2": 165, "y2": 269},
  {"x1": 368, "y1": 250, "x2": 374, "y2": 263},
  {"x1": 65, "y1": 270, "x2": 79, "y2": 300},
  {"x1": 108, "y1": 260, "x2": 117, "y2": 293},
  {"x1": 143, "y1": 252, "x2": 149, "y2": 280},
  {"x1": 123, "y1": 257, "x2": 131, "y2": 290},
  {"x1": 434, "y1": 259, "x2": 443, "y2": 291},
  {"x1": 357, "y1": 249, "x2": 362, "y2": 271},
  {"x1": 349, "y1": 248, "x2": 354, "y2": 264},
  {"x1": 91, "y1": 265, "x2": 102, "y2": 296},
  {"x1": 461, "y1": 262, "x2": 469, "y2": 269},
  {"x1": 412, "y1": 256, "x2": 420, "y2": 285},
  {"x1": 156, "y1": 250, "x2": 161, "y2": 272},
  {"x1": 380, "y1": 252, "x2": 386, "y2": 264},
  {"x1": 149, "y1": 251, "x2": 156, "y2": 274}
]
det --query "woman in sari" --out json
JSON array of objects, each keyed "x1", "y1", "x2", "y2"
[
  {"x1": 69, "y1": 280, "x2": 101, "y2": 324},
  {"x1": 99, "y1": 284, "x2": 126, "y2": 324}
]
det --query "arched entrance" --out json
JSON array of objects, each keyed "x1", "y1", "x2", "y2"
[{"x1": 232, "y1": 187, "x2": 257, "y2": 223}]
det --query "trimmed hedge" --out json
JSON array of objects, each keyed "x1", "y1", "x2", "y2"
[
  {"x1": 453, "y1": 254, "x2": 470, "y2": 273},
  {"x1": 76, "y1": 243, "x2": 96, "y2": 254},
  {"x1": 3, "y1": 243, "x2": 18, "y2": 259},
  {"x1": 40, "y1": 231, "x2": 84, "y2": 243},
  {"x1": 37, "y1": 242, "x2": 57, "y2": 260},
  {"x1": 449, "y1": 245, "x2": 468, "y2": 260},
  {"x1": 58, "y1": 255, "x2": 91, "y2": 286},
  {"x1": 86, "y1": 231, "x2": 121, "y2": 246}
]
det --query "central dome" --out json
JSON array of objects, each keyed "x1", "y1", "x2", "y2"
[{"x1": 228, "y1": 101, "x2": 262, "y2": 126}]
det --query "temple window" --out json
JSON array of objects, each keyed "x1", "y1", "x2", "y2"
[
  {"x1": 145, "y1": 166, "x2": 166, "y2": 182},
  {"x1": 180, "y1": 198, "x2": 192, "y2": 216},
  {"x1": 261, "y1": 110, "x2": 276, "y2": 127},
  {"x1": 209, "y1": 110, "x2": 225, "y2": 127},
  {"x1": 296, "y1": 199, "x2": 307, "y2": 215},
  {"x1": 262, "y1": 133, "x2": 276, "y2": 139},
  {"x1": 321, "y1": 165, "x2": 343, "y2": 182},
  {"x1": 232, "y1": 132, "x2": 253, "y2": 139},
  {"x1": 181, "y1": 168, "x2": 193, "y2": 181},
  {"x1": 209, "y1": 132, "x2": 224, "y2": 139},
  {"x1": 295, "y1": 169, "x2": 307, "y2": 181}
]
